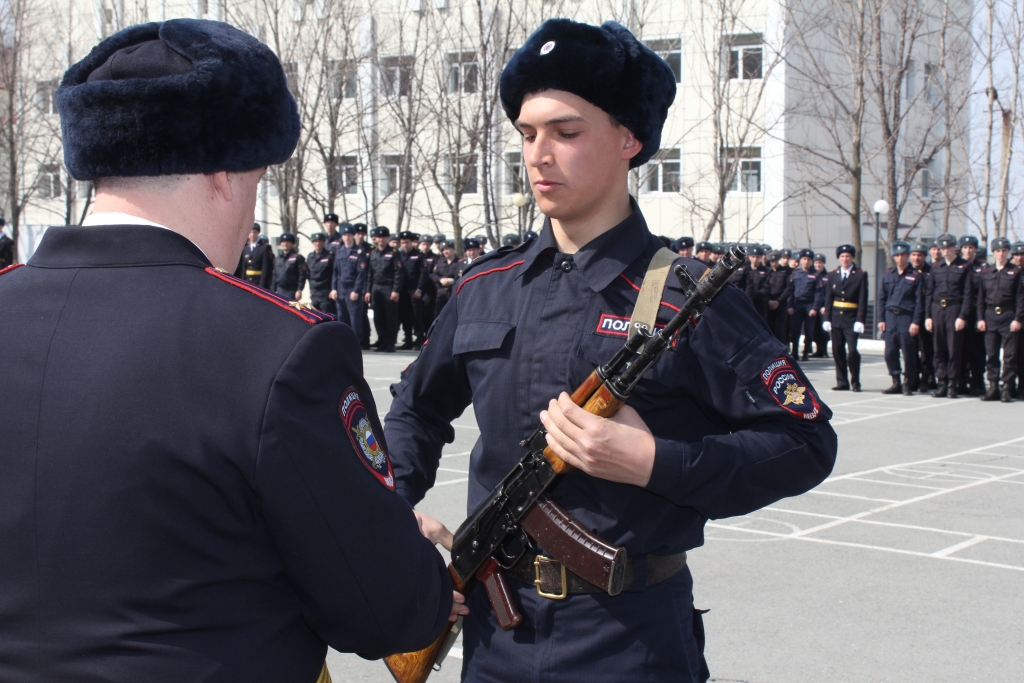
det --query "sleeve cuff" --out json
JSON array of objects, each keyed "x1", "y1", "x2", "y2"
[{"x1": 644, "y1": 437, "x2": 688, "y2": 502}]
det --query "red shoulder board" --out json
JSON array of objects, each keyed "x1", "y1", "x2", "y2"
[
  {"x1": 0, "y1": 263, "x2": 25, "y2": 277},
  {"x1": 204, "y1": 267, "x2": 334, "y2": 324}
]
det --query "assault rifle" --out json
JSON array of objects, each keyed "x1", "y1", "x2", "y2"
[{"x1": 385, "y1": 246, "x2": 746, "y2": 683}]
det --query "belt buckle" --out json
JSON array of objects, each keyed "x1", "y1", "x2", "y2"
[
  {"x1": 940, "y1": 300, "x2": 948, "y2": 307},
  {"x1": 533, "y1": 555, "x2": 568, "y2": 600},
  {"x1": 995, "y1": 306, "x2": 1003, "y2": 315}
]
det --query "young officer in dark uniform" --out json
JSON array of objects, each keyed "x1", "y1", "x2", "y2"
[
  {"x1": 0, "y1": 19, "x2": 457, "y2": 683},
  {"x1": 396, "y1": 230, "x2": 424, "y2": 349},
  {"x1": 877, "y1": 241, "x2": 924, "y2": 394},
  {"x1": 909, "y1": 241, "x2": 936, "y2": 389},
  {"x1": 322, "y1": 212, "x2": 341, "y2": 251},
  {"x1": 695, "y1": 240, "x2": 714, "y2": 264},
  {"x1": 418, "y1": 234, "x2": 439, "y2": 335},
  {"x1": 744, "y1": 245, "x2": 770, "y2": 321},
  {"x1": 812, "y1": 253, "x2": 829, "y2": 357},
  {"x1": 353, "y1": 222, "x2": 373, "y2": 347},
  {"x1": 787, "y1": 248, "x2": 821, "y2": 360},
  {"x1": 383, "y1": 19, "x2": 837, "y2": 683},
  {"x1": 822, "y1": 245, "x2": 868, "y2": 391},
  {"x1": 273, "y1": 233, "x2": 307, "y2": 301},
  {"x1": 306, "y1": 232, "x2": 335, "y2": 314},
  {"x1": 239, "y1": 222, "x2": 274, "y2": 289},
  {"x1": 958, "y1": 235, "x2": 987, "y2": 395},
  {"x1": 330, "y1": 223, "x2": 368, "y2": 345},
  {"x1": 365, "y1": 226, "x2": 403, "y2": 352},
  {"x1": 431, "y1": 240, "x2": 460, "y2": 315},
  {"x1": 766, "y1": 249, "x2": 793, "y2": 343},
  {"x1": 924, "y1": 233, "x2": 972, "y2": 398},
  {"x1": 976, "y1": 237, "x2": 1023, "y2": 402},
  {"x1": 673, "y1": 235, "x2": 695, "y2": 258}
]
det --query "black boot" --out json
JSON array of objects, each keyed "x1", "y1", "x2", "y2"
[
  {"x1": 883, "y1": 376, "x2": 903, "y2": 394},
  {"x1": 851, "y1": 381, "x2": 862, "y2": 392},
  {"x1": 982, "y1": 385, "x2": 1000, "y2": 401},
  {"x1": 1001, "y1": 384, "x2": 1014, "y2": 403},
  {"x1": 926, "y1": 374, "x2": 937, "y2": 390},
  {"x1": 932, "y1": 381, "x2": 948, "y2": 398},
  {"x1": 902, "y1": 376, "x2": 914, "y2": 395},
  {"x1": 948, "y1": 383, "x2": 959, "y2": 399}
]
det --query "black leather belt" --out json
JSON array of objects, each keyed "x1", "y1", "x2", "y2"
[
  {"x1": 507, "y1": 550, "x2": 687, "y2": 599},
  {"x1": 989, "y1": 304, "x2": 1011, "y2": 315},
  {"x1": 938, "y1": 299, "x2": 961, "y2": 307},
  {"x1": 888, "y1": 308, "x2": 907, "y2": 315}
]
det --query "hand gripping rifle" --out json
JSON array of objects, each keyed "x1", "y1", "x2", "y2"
[{"x1": 385, "y1": 246, "x2": 746, "y2": 683}]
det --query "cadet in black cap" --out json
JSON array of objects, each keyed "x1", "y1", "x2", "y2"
[
  {"x1": 695, "y1": 241, "x2": 714, "y2": 264},
  {"x1": 744, "y1": 245, "x2": 770, "y2": 320},
  {"x1": 878, "y1": 241, "x2": 923, "y2": 394},
  {"x1": 811, "y1": 253, "x2": 829, "y2": 357},
  {"x1": 975, "y1": 237, "x2": 1023, "y2": 401},
  {"x1": 434, "y1": 233, "x2": 447, "y2": 247},
  {"x1": 273, "y1": 233, "x2": 307, "y2": 301},
  {"x1": 822, "y1": 245, "x2": 868, "y2": 391},
  {"x1": 766, "y1": 250, "x2": 793, "y2": 342},
  {"x1": 523, "y1": 229, "x2": 539, "y2": 242},
  {"x1": 925, "y1": 233, "x2": 972, "y2": 397},
  {"x1": 306, "y1": 231, "x2": 336, "y2": 314},
  {"x1": 787, "y1": 248, "x2": 823, "y2": 361},
  {"x1": 958, "y1": 235, "x2": 987, "y2": 395},
  {"x1": 322, "y1": 212, "x2": 341, "y2": 251},
  {"x1": 235, "y1": 222, "x2": 274, "y2": 290},
  {"x1": 330, "y1": 222, "x2": 368, "y2": 344},
  {"x1": 396, "y1": 230, "x2": 425, "y2": 349},
  {"x1": 503, "y1": 233, "x2": 522, "y2": 248},
  {"x1": 673, "y1": 236, "x2": 694, "y2": 258},
  {"x1": 0, "y1": 18, "x2": 456, "y2": 683},
  {"x1": 430, "y1": 240, "x2": 460, "y2": 315},
  {"x1": 385, "y1": 18, "x2": 836, "y2": 682},
  {"x1": 365, "y1": 226, "x2": 404, "y2": 351},
  {"x1": 909, "y1": 241, "x2": 936, "y2": 389},
  {"x1": 462, "y1": 237, "x2": 483, "y2": 266},
  {"x1": 417, "y1": 234, "x2": 439, "y2": 334},
  {"x1": 779, "y1": 248, "x2": 794, "y2": 271},
  {"x1": 352, "y1": 223, "x2": 373, "y2": 347}
]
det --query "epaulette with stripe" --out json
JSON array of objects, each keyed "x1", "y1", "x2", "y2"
[
  {"x1": 205, "y1": 267, "x2": 335, "y2": 324},
  {"x1": 0, "y1": 263, "x2": 25, "y2": 277}
]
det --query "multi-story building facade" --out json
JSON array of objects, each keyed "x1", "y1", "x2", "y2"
[{"x1": 8, "y1": 0, "x2": 970, "y2": 290}]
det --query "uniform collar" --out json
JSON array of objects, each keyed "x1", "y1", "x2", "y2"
[
  {"x1": 28, "y1": 224, "x2": 210, "y2": 269},
  {"x1": 518, "y1": 197, "x2": 655, "y2": 292}
]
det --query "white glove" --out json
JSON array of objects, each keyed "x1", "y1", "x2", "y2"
[
  {"x1": 853, "y1": 322, "x2": 864, "y2": 334},
  {"x1": 822, "y1": 321, "x2": 832, "y2": 333}
]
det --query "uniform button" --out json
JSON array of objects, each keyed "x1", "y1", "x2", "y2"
[{"x1": 561, "y1": 260, "x2": 573, "y2": 273}]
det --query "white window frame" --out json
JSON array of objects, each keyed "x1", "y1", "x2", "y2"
[
  {"x1": 446, "y1": 51, "x2": 478, "y2": 95},
  {"x1": 726, "y1": 33, "x2": 763, "y2": 81},
  {"x1": 444, "y1": 153, "x2": 478, "y2": 195},
  {"x1": 640, "y1": 148, "x2": 682, "y2": 194},
  {"x1": 37, "y1": 164, "x2": 62, "y2": 199},
  {"x1": 381, "y1": 154, "x2": 407, "y2": 196},
  {"x1": 646, "y1": 37, "x2": 682, "y2": 84},
  {"x1": 504, "y1": 151, "x2": 525, "y2": 196},
  {"x1": 723, "y1": 147, "x2": 762, "y2": 193},
  {"x1": 381, "y1": 56, "x2": 413, "y2": 98}
]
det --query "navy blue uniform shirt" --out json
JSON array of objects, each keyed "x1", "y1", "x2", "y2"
[
  {"x1": 332, "y1": 243, "x2": 368, "y2": 295},
  {"x1": 386, "y1": 205, "x2": 837, "y2": 557},
  {"x1": 0, "y1": 225, "x2": 451, "y2": 683},
  {"x1": 879, "y1": 265, "x2": 925, "y2": 325},
  {"x1": 788, "y1": 267, "x2": 821, "y2": 306}
]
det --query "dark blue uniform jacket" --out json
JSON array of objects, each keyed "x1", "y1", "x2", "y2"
[
  {"x1": 386, "y1": 206, "x2": 837, "y2": 557},
  {"x1": 879, "y1": 266, "x2": 924, "y2": 325},
  {"x1": 332, "y1": 243, "x2": 368, "y2": 295},
  {"x1": 0, "y1": 225, "x2": 450, "y2": 683}
]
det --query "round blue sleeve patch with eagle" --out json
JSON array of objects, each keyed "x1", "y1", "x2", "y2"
[
  {"x1": 339, "y1": 387, "x2": 395, "y2": 490},
  {"x1": 761, "y1": 357, "x2": 821, "y2": 420}
]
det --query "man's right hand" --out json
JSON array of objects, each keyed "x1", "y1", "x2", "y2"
[
  {"x1": 768, "y1": 300, "x2": 778, "y2": 310},
  {"x1": 413, "y1": 511, "x2": 468, "y2": 622},
  {"x1": 349, "y1": 291, "x2": 359, "y2": 301},
  {"x1": 925, "y1": 318, "x2": 933, "y2": 332},
  {"x1": 329, "y1": 290, "x2": 338, "y2": 301},
  {"x1": 364, "y1": 292, "x2": 371, "y2": 304}
]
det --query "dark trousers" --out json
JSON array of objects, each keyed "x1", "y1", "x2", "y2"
[
  {"x1": 768, "y1": 305, "x2": 788, "y2": 344},
  {"x1": 435, "y1": 287, "x2": 453, "y2": 317},
  {"x1": 398, "y1": 290, "x2": 415, "y2": 345},
  {"x1": 963, "y1": 326, "x2": 987, "y2": 391},
  {"x1": 830, "y1": 311, "x2": 861, "y2": 385},
  {"x1": 371, "y1": 286, "x2": 399, "y2": 348},
  {"x1": 310, "y1": 291, "x2": 336, "y2": 316},
  {"x1": 883, "y1": 311, "x2": 919, "y2": 382},
  {"x1": 918, "y1": 327, "x2": 935, "y2": 379},
  {"x1": 984, "y1": 310, "x2": 1019, "y2": 385},
  {"x1": 931, "y1": 304, "x2": 966, "y2": 382},
  {"x1": 813, "y1": 314, "x2": 829, "y2": 355},
  {"x1": 360, "y1": 298, "x2": 371, "y2": 346},
  {"x1": 790, "y1": 302, "x2": 816, "y2": 355},
  {"x1": 335, "y1": 291, "x2": 363, "y2": 342}
]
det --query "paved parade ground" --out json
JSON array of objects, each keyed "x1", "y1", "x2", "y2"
[{"x1": 329, "y1": 346, "x2": 1024, "y2": 683}]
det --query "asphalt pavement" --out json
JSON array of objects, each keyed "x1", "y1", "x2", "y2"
[{"x1": 328, "y1": 344, "x2": 1024, "y2": 683}]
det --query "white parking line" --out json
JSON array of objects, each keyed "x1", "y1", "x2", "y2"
[
  {"x1": 827, "y1": 436, "x2": 1024, "y2": 482},
  {"x1": 932, "y1": 536, "x2": 988, "y2": 557},
  {"x1": 435, "y1": 477, "x2": 469, "y2": 486}
]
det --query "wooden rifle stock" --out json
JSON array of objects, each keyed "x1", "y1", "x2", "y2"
[{"x1": 541, "y1": 370, "x2": 625, "y2": 475}]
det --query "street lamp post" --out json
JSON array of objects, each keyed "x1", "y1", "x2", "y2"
[
  {"x1": 873, "y1": 199, "x2": 890, "y2": 340},
  {"x1": 512, "y1": 192, "x2": 528, "y2": 237}
]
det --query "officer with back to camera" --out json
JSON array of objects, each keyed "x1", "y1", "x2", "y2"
[
  {"x1": 365, "y1": 226, "x2": 403, "y2": 352},
  {"x1": 877, "y1": 240, "x2": 924, "y2": 395},
  {"x1": 925, "y1": 233, "x2": 972, "y2": 398},
  {"x1": 306, "y1": 232, "x2": 336, "y2": 314},
  {"x1": 0, "y1": 19, "x2": 458, "y2": 683},
  {"x1": 909, "y1": 241, "x2": 936, "y2": 389},
  {"x1": 822, "y1": 245, "x2": 868, "y2": 391},
  {"x1": 975, "y1": 237, "x2": 1023, "y2": 402},
  {"x1": 382, "y1": 19, "x2": 837, "y2": 683}
]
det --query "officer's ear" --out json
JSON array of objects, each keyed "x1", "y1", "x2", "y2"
[{"x1": 621, "y1": 129, "x2": 642, "y2": 163}]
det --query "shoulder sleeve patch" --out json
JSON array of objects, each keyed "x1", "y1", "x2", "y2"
[
  {"x1": 339, "y1": 387, "x2": 395, "y2": 490},
  {"x1": 761, "y1": 357, "x2": 822, "y2": 420}
]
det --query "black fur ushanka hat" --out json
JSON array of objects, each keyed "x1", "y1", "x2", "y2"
[
  {"x1": 57, "y1": 19, "x2": 300, "y2": 180},
  {"x1": 500, "y1": 19, "x2": 677, "y2": 168}
]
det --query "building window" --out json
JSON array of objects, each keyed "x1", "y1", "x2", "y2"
[
  {"x1": 447, "y1": 52, "x2": 478, "y2": 94},
  {"x1": 282, "y1": 61, "x2": 299, "y2": 96},
  {"x1": 444, "y1": 153, "x2": 477, "y2": 194},
  {"x1": 381, "y1": 154, "x2": 407, "y2": 196},
  {"x1": 905, "y1": 59, "x2": 916, "y2": 99},
  {"x1": 646, "y1": 38, "x2": 682, "y2": 84},
  {"x1": 727, "y1": 34, "x2": 763, "y2": 80},
  {"x1": 329, "y1": 155, "x2": 359, "y2": 196},
  {"x1": 723, "y1": 147, "x2": 762, "y2": 192},
  {"x1": 77, "y1": 180, "x2": 93, "y2": 200},
  {"x1": 37, "y1": 164, "x2": 62, "y2": 199},
  {"x1": 504, "y1": 152, "x2": 525, "y2": 195},
  {"x1": 381, "y1": 56, "x2": 413, "y2": 98},
  {"x1": 36, "y1": 80, "x2": 58, "y2": 115},
  {"x1": 923, "y1": 62, "x2": 939, "y2": 104},
  {"x1": 641, "y1": 148, "x2": 682, "y2": 193},
  {"x1": 329, "y1": 59, "x2": 358, "y2": 100}
]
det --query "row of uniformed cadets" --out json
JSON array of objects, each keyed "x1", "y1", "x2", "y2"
[{"x1": 881, "y1": 236, "x2": 1024, "y2": 402}]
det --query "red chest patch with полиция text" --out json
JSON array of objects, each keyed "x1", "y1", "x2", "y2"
[
  {"x1": 339, "y1": 387, "x2": 395, "y2": 490},
  {"x1": 761, "y1": 357, "x2": 821, "y2": 420}
]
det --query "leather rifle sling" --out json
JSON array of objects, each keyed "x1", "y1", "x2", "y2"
[{"x1": 628, "y1": 248, "x2": 678, "y2": 339}]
